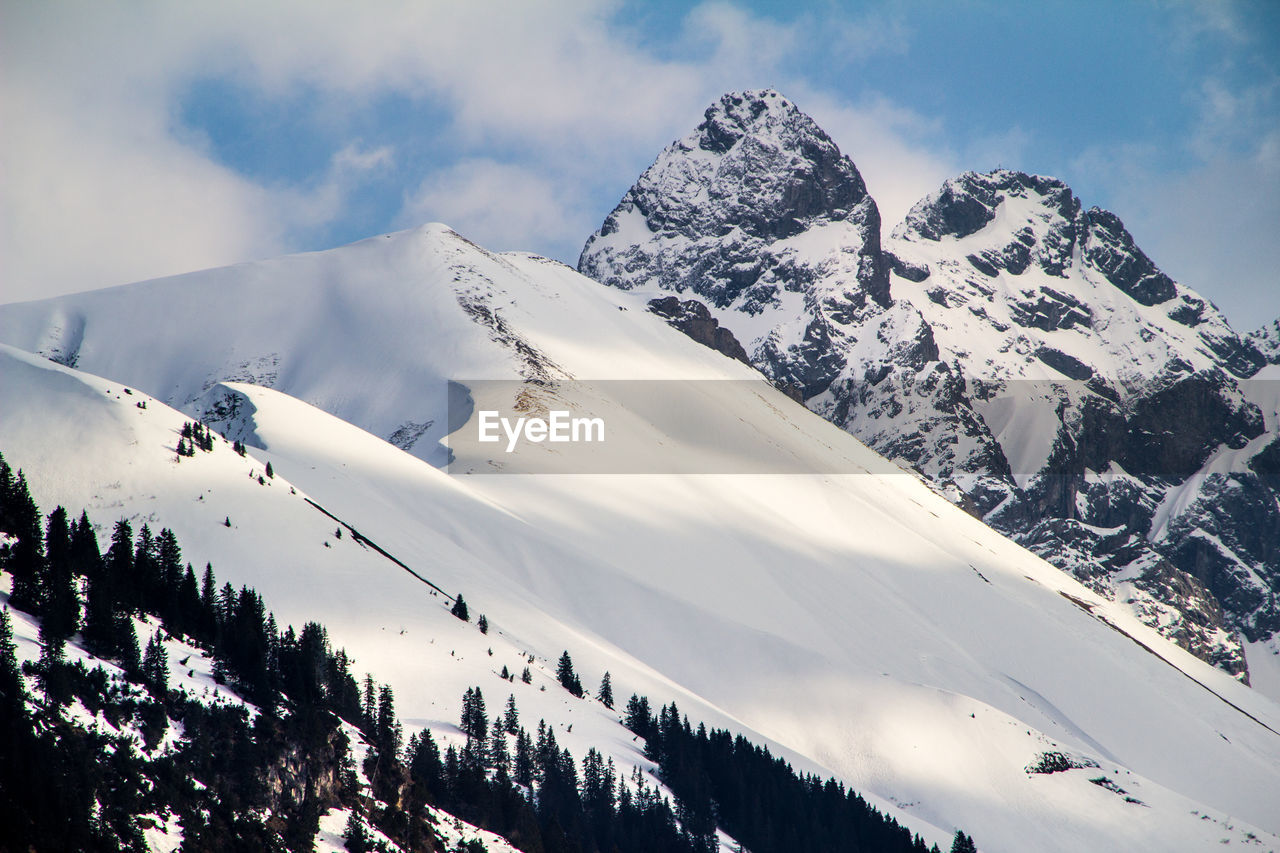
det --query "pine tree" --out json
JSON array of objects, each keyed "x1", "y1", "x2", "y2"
[
  {"x1": 343, "y1": 809, "x2": 371, "y2": 853},
  {"x1": 4, "y1": 472, "x2": 45, "y2": 615},
  {"x1": 83, "y1": 521, "x2": 127, "y2": 659},
  {"x1": 556, "y1": 650, "x2": 583, "y2": 697},
  {"x1": 0, "y1": 608, "x2": 25, "y2": 723},
  {"x1": 409, "y1": 728, "x2": 444, "y2": 791},
  {"x1": 488, "y1": 717, "x2": 510, "y2": 772},
  {"x1": 264, "y1": 461, "x2": 274, "y2": 479},
  {"x1": 156, "y1": 529, "x2": 182, "y2": 616},
  {"x1": 42, "y1": 507, "x2": 78, "y2": 644},
  {"x1": 598, "y1": 671, "x2": 613, "y2": 709},
  {"x1": 503, "y1": 694, "x2": 520, "y2": 734},
  {"x1": 376, "y1": 685, "x2": 402, "y2": 756},
  {"x1": 133, "y1": 525, "x2": 158, "y2": 611},
  {"x1": 513, "y1": 727, "x2": 534, "y2": 787},
  {"x1": 450, "y1": 593, "x2": 469, "y2": 621},
  {"x1": 477, "y1": 614, "x2": 488, "y2": 634},
  {"x1": 950, "y1": 830, "x2": 977, "y2": 853},
  {"x1": 624, "y1": 694, "x2": 651, "y2": 736},
  {"x1": 521, "y1": 666, "x2": 532, "y2": 684},
  {"x1": 460, "y1": 686, "x2": 488, "y2": 743},
  {"x1": 105, "y1": 519, "x2": 133, "y2": 611},
  {"x1": 362, "y1": 674, "x2": 377, "y2": 732},
  {"x1": 117, "y1": 616, "x2": 141, "y2": 678},
  {"x1": 143, "y1": 630, "x2": 169, "y2": 696}
]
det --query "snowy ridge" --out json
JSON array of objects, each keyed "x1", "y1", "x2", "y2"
[
  {"x1": 1251, "y1": 319, "x2": 1280, "y2": 365},
  {"x1": 4, "y1": 217, "x2": 1280, "y2": 851}
]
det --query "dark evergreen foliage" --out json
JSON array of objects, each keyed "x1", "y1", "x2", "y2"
[
  {"x1": 450, "y1": 593, "x2": 469, "y2": 621},
  {"x1": 598, "y1": 671, "x2": 613, "y2": 709},
  {"x1": 623, "y1": 698, "x2": 938, "y2": 853},
  {"x1": 557, "y1": 650, "x2": 584, "y2": 697}
]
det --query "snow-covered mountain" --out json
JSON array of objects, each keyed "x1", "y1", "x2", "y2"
[
  {"x1": 580, "y1": 89, "x2": 1280, "y2": 684},
  {"x1": 4, "y1": 224, "x2": 1280, "y2": 851},
  {"x1": 1252, "y1": 319, "x2": 1280, "y2": 365}
]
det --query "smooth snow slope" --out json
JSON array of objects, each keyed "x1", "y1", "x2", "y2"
[{"x1": 3, "y1": 226, "x2": 1280, "y2": 851}]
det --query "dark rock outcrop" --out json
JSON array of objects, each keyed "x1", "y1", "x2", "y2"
[{"x1": 647, "y1": 296, "x2": 750, "y2": 364}]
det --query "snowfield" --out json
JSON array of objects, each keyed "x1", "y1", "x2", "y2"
[{"x1": 3, "y1": 224, "x2": 1280, "y2": 852}]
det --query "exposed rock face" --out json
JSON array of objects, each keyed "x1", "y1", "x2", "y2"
[
  {"x1": 647, "y1": 296, "x2": 750, "y2": 364},
  {"x1": 1250, "y1": 319, "x2": 1280, "y2": 364},
  {"x1": 582, "y1": 90, "x2": 1280, "y2": 681}
]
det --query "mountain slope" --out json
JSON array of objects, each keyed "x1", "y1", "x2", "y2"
[
  {"x1": 4, "y1": 223, "x2": 1280, "y2": 851},
  {"x1": 579, "y1": 89, "x2": 1279, "y2": 683}
]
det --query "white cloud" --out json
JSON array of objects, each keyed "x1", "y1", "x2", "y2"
[
  {"x1": 788, "y1": 89, "x2": 956, "y2": 229},
  {"x1": 399, "y1": 160, "x2": 592, "y2": 260},
  {"x1": 5, "y1": 0, "x2": 961, "y2": 300}
]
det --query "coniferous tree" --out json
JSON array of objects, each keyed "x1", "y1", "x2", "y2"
[
  {"x1": 264, "y1": 462, "x2": 274, "y2": 479},
  {"x1": 343, "y1": 809, "x2": 371, "y2": 853},
  {"x1": 598, "y1": 671, "x2": 614, "y2": 709},
  {"x1": 83, "y1": 521, "x2": 134, "y2": 659},
  {"x1": 41, "y1": 507, "x2": 78, "y2": 645},
  {"x1": 624, "y1": 694, "x2": 652, "y2": 739},
  {"x1": 521, "y1": 666, "x2": 532, "y2": 684},
  {"x1": 503, "y1": 694, "x2": 520, "y2": 734},
  {"x1": 362, "y1": 674, "x2": 378, "y2": 732},
  {"x1": 513, "y1": 727, "x2": 534, "y2": 787},
  {"x1": 950, "y1": 830, "x2": 977, "y2": 853},
  {"x1": 450, "y1": 593, "x2": 469, "y2": 621},
  {"x1": 133, "y1": 524, "x2": 158, "y2": 611},
  {"x1": 477, "y1": 614, "x2": 488, "y2": 634},
  {"x1": 106, "y1": 518, "x2": 133, "y2": 608},
  {"x1": 376, "y1": 685, "x2": 402, "y2": 756},
  {"x1": 117, "y1": 617, "x2": 141, "y2": 678},
  {"x1": 408, "y1": 728, "x2": 444, "y2": 795},
  {"x1": 143, "y1": 630, "x2": 169, "y2": 696},
  {"x1": 1, "y1": 608, "x2": 26, "y2": 725},
  {"x1": 488, "y1": 717, "x2": 511, "y2": 772},
  {"x1": 4, "y1": 471, "x2": 45, "y2": 614},
  {"x1": 460, "y1": 686, "x2": 488, "y2": 743},
  {"x1": 556, "y1": 651, "x2": 583, "y2": 697},
  {"x1": 156, "y1": 529, "x2": 182, "y2": 617},
  {"x1": 69, "y1": 511, "x2": 101, "y2": 580}
]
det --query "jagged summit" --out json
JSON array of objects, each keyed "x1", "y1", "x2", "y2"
[
  {"x1": 580, "y1": 88, "x2": 888, "y2": 310},
  {"x1": 590, "y1": 89, "x2": 874, "y2": 244},
  {"x1": 895, "y1": 167, "x2": 1178, "y2": 301},
  {"x1": 889, "y1": 167, "x2": 1265, "y2": 379},
  {"x1": 896, "y1": 169, "x2": 1079, "y2": 244},
  {"x1": 1250, "y1": 318, "x2": 1280, "y2": 364}
]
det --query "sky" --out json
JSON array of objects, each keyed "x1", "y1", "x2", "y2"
[{"x1": 2, "y1": 0, "x2": 1278, "y2": 329}]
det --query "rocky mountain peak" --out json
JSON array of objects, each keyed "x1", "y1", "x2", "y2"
[
  {"x1": 580, "y1": 89, "x2": 886, "y2": 305},
  {"x1": 697, "y1": 88, "x2": 801, "y2": 152},
  {"x1": 893, "y1": 169, "x2": 1084, "y2": 279},
  {"x1": 896, "y1": 169, "x2": 1079, "y2": 243},
  {"x1": 1249, "y1": 318, "x2": 1280, "y2": 365}
]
